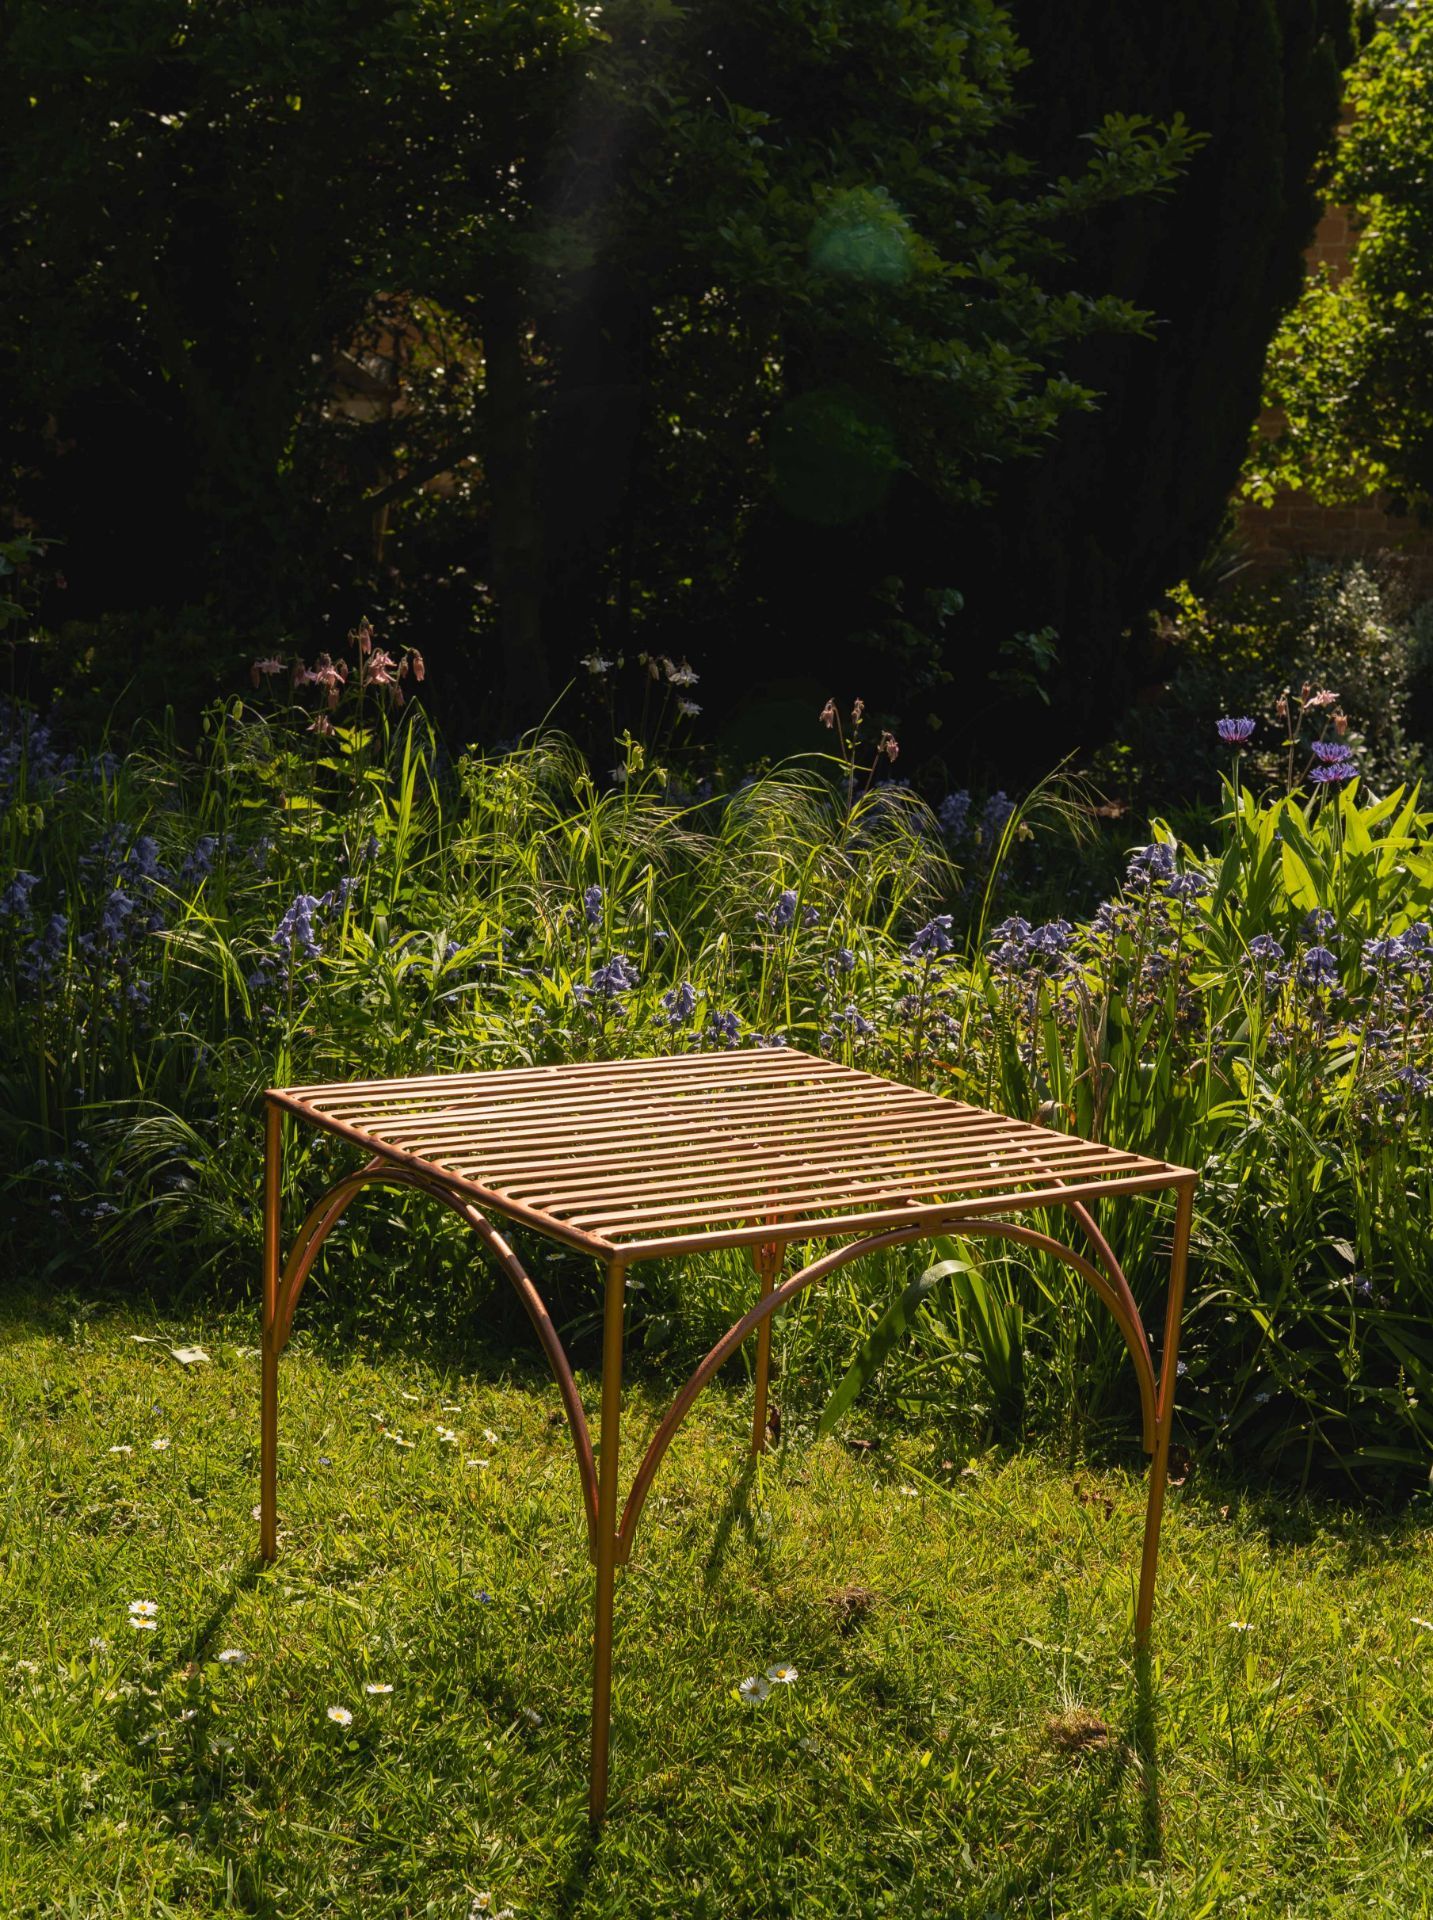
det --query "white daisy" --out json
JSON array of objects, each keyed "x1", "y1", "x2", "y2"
[
  {"x1": 400, "y1": 1391, "x2": 420, "y2": 1403},
  {"x1": 150, "y1": 1437, "x2": 171, "y2": 1452},
  {"x1": 466, "y1": 1457, "x2": 490, "y2": 1470},
  {"x1": 435, "y1": 1426, "x2": 459, "y2": 1445},
  {"x1": 108, "y1": 1444, "x2": 133, "y2": 1455},
  {"x1": 218, "y1": 1648, "x2": 251, "y2": 1666},
  {"x1": 89, "y1": 1637, "x2": 108, "y2": 1652},
  {"x1": 127, "y1": 1600, "x2": 158, "y2": 1618},
  {"x1": 766, "y1": 1662, "x2": 798, "y2": 1685},
  {"x1": 130, "y1": 1618, "x2": 158, "y2": 1632},
  {"x1": 1228, "y1": 1620, "x2": 1255, "y2": 1633},
  {"x1": 364, "y1": 1681, "x2": 394, "y2": 1695},
  {"x1": 738, "y1": 1675, "x2": 770, "y2": 1705},
  {"x1": 482, "y1": 1428, "x2": 499, "y2": 1445},
  {"x1": 326, "y1": 1705, "x2": 353, "y2": 1726},
  {"x1": 1414, "y1": 1617, "x2": 1433, "y2": 1631},
  {"x1": 898, "y1": 1484, "x2": 919, "y2": 1498}
]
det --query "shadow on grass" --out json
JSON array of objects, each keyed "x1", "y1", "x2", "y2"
[{"x1": 701, "y1": 1459, "x2": 760, "y2": 1588}]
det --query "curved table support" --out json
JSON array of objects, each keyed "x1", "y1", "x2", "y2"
[
  {"x1": 259, "y1": 1115, "x2": 599, "y2": 1561},
  {"x1": 618, "y1": 1213, "x2": 1158, "y2": 1564}
]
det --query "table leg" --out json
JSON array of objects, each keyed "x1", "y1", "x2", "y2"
[
  {"x1": 590, "y1": 1257, "x2": 627, "y2": 1826},
  {"x1": 750, "y1": 1240, "x2": 783, "y2": 1456},
  {"x1": 260, "y1": 1101, "x2": 282, "y2": 1563},
  {"x1": 1136, "y1": 1181, "x2": 1194, "y2": 1647}
]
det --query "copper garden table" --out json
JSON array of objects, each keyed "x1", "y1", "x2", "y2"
[{"x1": 259, "y1": 1049, "x2": 1195, "y2": 1822}]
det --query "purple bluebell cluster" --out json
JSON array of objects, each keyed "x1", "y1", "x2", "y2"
[
  {"x1": 757, "y1": 889, "x2": 800, "y2": 932},
  {"x1": 909, "y1": 915, "x2": 954, "y2": 959},
  {"x1": 705, "y1": 1009, "x2": 741, "y2": 1048},
  {"x1": 584, "y1": 884, "x2": 604, "y2": 927},
  {"x1": 661, "y1": 980, "x2": 699, "y2": 1028},
  {"x1": 1299, "y1": 945, "x2": 1339, "y2": 990},
  {"x1": 935, "y1": 790, "x2": 1015, "y2": 862},
  {"x1": 579, "y1": 953, "x2": 640, "y2": 1001}
]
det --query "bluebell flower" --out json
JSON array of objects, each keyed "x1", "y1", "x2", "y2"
[
  {"x1": 803, "y1": 904, "x2": 820, "y2": 927},
  {"x1": 584, "y1": 884, "x2": 604, "y2": 926},
  {"x1": 661, "y1": 981, "x2": 699, "y2": 1028},
  {"x1": 274, "y1": 893, "x2": 324, "y2": 962},
  {"x1": 178, "y1": 836, "x2": 218, "y2": 885},
  {"x1": 1029, "y1": 920, "x2": 1073, "y2": 957},
  {"x1": 1216, "y1": 716, "x2": 1256, "y2": 744},
  {"x1": 834, "y1": 1003, "x2": 875, "y2": 1037},
  {"x1": 1363, "y1": 935, "x2": 1406, "y2": 973},
  {"x1": 835, "y1": 947, "x2": 856, "y2": 972},
  {"x1": 937, "y1": 791, "x2": 971, "y2": 841},
  {"x1": 0, "y1": 869, "x2": 40, "y2": 921},
  {"x1": 125, "y1": 836, "x2": 164, "y2": 884},
  {"x1": 771, "y1": 890, "x2": 798, "y2": 931},
  {"x1": 978, "y1": 792, "x2": 1014, "y2": 846},
  {"x1": 909, "y1": 916, "x2": 955, "y2": 959},
  {"x1": 99, "y1": 888, "x2": 137, "y2": 947},
  {"x1": 1299, "y1": 945, "x2": 1339, "y2": 989},
  {"x1": 1301, "y1": 909, "x2": 1336, "y2": 943},
  {"x1": 578, "y1": 954, "x2": 640, "y2": 1006},
  {"x1": 19, "y1": 911, "x2": 66, "y2": 987},
  {"x1": 754, "y1": 1032, "x2": 790, "y2": 1048},
  {"x1": 1164, "y1": 872, "x2": 1210, "y2": 902},
  {"x1": 988, "y1": 915, "x2": 1032, "y2": 974},
  {"x1": 1127, "y1": 843, "x2": 1177, "y2": 885},
  {"x1": 706, "y1": 1010, "x2": 740, "y2": 1047},
  {"x1": 1246, "y1": 934, "x2": 1284, "y2": 968}
]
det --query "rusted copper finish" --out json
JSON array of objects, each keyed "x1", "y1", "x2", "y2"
[{"x1": 259, "y1": 1048, "x2": 1196, "y2": 1824}]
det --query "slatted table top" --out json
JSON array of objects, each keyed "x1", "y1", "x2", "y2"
[{"x1": 270, "y1": 1050, "x2": 1193, "y2": 1261}]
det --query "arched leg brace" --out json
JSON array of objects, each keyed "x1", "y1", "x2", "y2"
[
  {"x1": 618, "y1": 1213, "x2": 1160, "y2": 1564},
  {"x1": 258, "y1": 1140, "x2": 598, "y2": 1562}
]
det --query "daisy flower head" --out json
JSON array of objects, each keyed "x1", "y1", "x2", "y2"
[
  {"x1": 1413, "y1": 1617, "x2": 1433, "y2": 1632},
  {"x1": 766, "y1": 1662, "x2": 798, "y2": 1686},
  {"x1": 127, "y1": 1599, "x2": 158, "y2": 1619},
  {"x1": 1228, "y1": 1620, "x2": 1255, "y2": 1633},
  {"x1": 218, "y1": 1648, "x2": 251, "y2": 1666},
  {"x1": 150, "y1": 1436, "x2": 171, "y2": 1452},
  {"x1": 738, "y1": 1674, "x2": 771, "y2": 1706},
  {"x1": 364, "y1": 1681, "x2": 394, "y2": 1695},
  {"x1": 326, "y1": 1705, "x2": 353, "y2": 1726},
  {"x1": 108, "y1": 1444, "x2": 133, "y2": 1455}
]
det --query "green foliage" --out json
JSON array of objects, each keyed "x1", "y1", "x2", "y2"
[
  {"x1": 1094, "y1": 559, "x2": 1429, "y2": 812},
  {"x1": 8, "y1": 667, "x2": 1433, "y2": 1486},
  {"x1": 0, "y1": 0, "x2": 1194, "y2": 721},
  {"x1": 1249, "y1": 1, "x2": 1433, "y2": 514}
]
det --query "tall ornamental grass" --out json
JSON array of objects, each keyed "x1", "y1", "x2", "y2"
[{"x1": 3, "y1": 669, "x2": 1432, "y2": 1487}]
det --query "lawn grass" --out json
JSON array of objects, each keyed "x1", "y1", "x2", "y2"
[{"x1": 5, "y1": 1292, "x2": 1433, "y2": 1919}]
